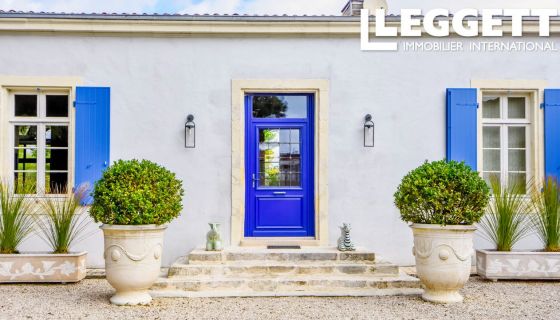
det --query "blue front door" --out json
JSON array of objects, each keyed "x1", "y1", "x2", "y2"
[{"x1": 245, "y1": 93, "x2": 315, "y2": 237}]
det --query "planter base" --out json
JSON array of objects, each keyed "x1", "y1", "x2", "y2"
[
  {"x1": 411, "y1": 224, "x2": 475, "y2": 304},
  {"x1": 422, "y1": 290, "x2": 463, "y2": 304},
  {"x1": 110, "y1": 291, "x2": 152, "y2": 306},
  {"x1": 0, "y1": 252, "x2": 87, "y2": 283},
  {"x1": 102, "y1": 224, "x2": 167, "y2": 306},
  {"x1": 476, "y1": 249, "x2": 560, "y2": 280}
]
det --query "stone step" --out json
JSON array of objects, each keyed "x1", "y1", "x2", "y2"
[
  {"x1": 151, "y1": 273, "x2": 422, "y2": 297},
  {"x1": 168, "y1": 257, "x2": 399, "y2": 277},
  {"x1": 151, "y1": 287, "x2": 423, "y2": 298},
  {"x1": 188, "y1": 247, "x2": 376, "y2": 264}
]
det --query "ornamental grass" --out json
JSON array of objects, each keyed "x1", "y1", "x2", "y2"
[
  {"x1": 0, "y1": 182, "x2": 35, "y2": 254},
  {"x1": 478, "y1": 175, "x2": 532, "y2": 252},
  {"x1": 530, "y1": 177, "x2": 560, "y2": 252},
  {"x1": 35, "y1": 186, "x2": 91, "y2": 254}
]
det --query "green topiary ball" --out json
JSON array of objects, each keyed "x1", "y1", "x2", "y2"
[
  {"x1": 394, "y1": 160, "x2": 490, "y2": 225},
  {"x1": 90, "y1": 159, "x2": 184, "y2": 225}
]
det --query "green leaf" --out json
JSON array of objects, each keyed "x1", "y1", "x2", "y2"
[
  {"x1": 394, "y1": 160, "x2": 490, "y2": 225},
  {"x1": 89, "y1": 159, "x2": 184, "y2": 225}
]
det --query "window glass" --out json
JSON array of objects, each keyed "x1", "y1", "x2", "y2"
[
  {"x1": 15, "y1": 126, "x2": 37, "y2": 148},
  {"x1": 508, "y1": 150, "x2": 526, "y2": 171},
  {"x1": 14, "y1": 95, "x2": 37, "y2": 117},
  {"x1": 14, "y1": 149, "x2": 37, "y2": 172},
  {"x1": 508, "y1": 97, "x2": 526, "y2": 119},
  {"x1": 482, "y1": 126, "x2": 501, "y2": 180},
  {"x1": 483, "y1": 149, "x2": 501, "y2": 172},
  {"x1": 14, "y1": 172, "x2": 37, "y2": 194},
  {"x1": 258, "y1": 128, "x2": 301, "y2": 187},
  {"x1": 46, "y1": 172, "x2": 68, "y2": 194},
  {"x1": 45, "y1": 149, "x2": 68, "y2": 171},
  {"x1": 14, "y1": 125, "x2": 38, "y2": 194},
  {"x1": 508, "y1": 127, "x2": 526, "y2": 148},
  {"x1": 507, "y1": 126, "x2": 526, "y2": 192},
  {"x1": 252, "y1": 95, "x2": 307, "y2": 118},
  {"x1": 508, "y1": 173, "x2": 527, "y2": 193},
  {"x1": 482, "y1": 96, "x2": 500, "y2": 118},
  {"x1": 45, "y1": 125, "x2": 69, "y2": 193},
  {"x1": 46, "y1": 95, "x2": 69, "y2": 117},
  {"x1": 483, "y1": 172, "x2": 500, "y2": 185},
  {"x1": 46, "y1": 126, "x2": 68, "y2": 148},
  {"x1": 483, "y1": 126, "x2": 500, "y2": 148}
]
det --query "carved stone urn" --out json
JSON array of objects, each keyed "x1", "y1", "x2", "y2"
[
  {"x1": 101, "y1": 224, "x2": 166, "y2": 306},
  {"x1": 411, "y1": 224, "x2": 476, "y2": 304}
]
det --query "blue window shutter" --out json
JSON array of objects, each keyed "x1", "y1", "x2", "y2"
[
  {"x1": 75, "y1": 87, "x2": 110, "y2": 205},
  {"x1": 446, "y1": 88, "x2": 478, "y2": 170},
  {"x1": 545, "y1": 89, "x2": 560, "y2": 179}
]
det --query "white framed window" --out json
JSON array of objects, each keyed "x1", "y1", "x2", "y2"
[
  {"x1": 8, "y1": 89, "x2": 72, "y2": 195},
  {"x1": 481, "y1": 92, "x2": 532, "y2": 193}
]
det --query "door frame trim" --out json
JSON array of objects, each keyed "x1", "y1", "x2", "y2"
[{"x1": 231, "y1": 79, "x2": 329, "y2": 246}]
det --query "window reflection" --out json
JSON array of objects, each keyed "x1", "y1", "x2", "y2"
[
  {"x1": 259, "y1": 128, "x2": 301, "y2": 187},
  {"x1": 253, "y1": 95, "x2": 307, "y2": 118},
  {"x1": 15, "y1": 95, "x2": 37, "y2": 117},
  {"x1": 46, "y1": 95, "x2": 69, "y2": 117},
  {"x1": 15, "y1": 126, "x2": 37, "y2": 148}
]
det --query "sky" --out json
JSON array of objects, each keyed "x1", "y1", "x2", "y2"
[{"x1": 0, "y1": 0, "x2": 558, "y2": 15}]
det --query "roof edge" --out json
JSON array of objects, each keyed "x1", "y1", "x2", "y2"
[
  {"x1": 0, "y1": 14, "x2": 559, "y2": 36},
  {"x1": 1, "y1": 11, "x2": 560, "y2": 21}
]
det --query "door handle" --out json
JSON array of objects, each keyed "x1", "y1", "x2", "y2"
[
  {"x1": 272, "y1": 191, "x2": 286, "y2": 195},
  {"x1": 252, "y1": 174, "x2": 260, "y2": 188}
]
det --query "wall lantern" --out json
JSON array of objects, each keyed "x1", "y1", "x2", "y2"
[
  {"x1": 364, "y1": 114, "x2": 374, "y2": 147},
  {"x1": 185, "y1": 114, "x2": 196, "y2": 148}
]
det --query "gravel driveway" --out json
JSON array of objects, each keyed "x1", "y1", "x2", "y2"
[{"x1": 0, "y1": 277, "x2": 559, "y2": 320}]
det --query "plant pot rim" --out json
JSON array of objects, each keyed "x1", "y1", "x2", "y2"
[
  {"x1": 100, "y1": 224, "x2": 168, "y2": 231},
  {"x1": 410, "y1": 223, "x2": 477, "y2": 231},
  {"x1": 0, "y1": 251, "x2": 87, "y2": 257},
  {"x1": 476, "y1": 249, "x2": 560, "y2": 255}
]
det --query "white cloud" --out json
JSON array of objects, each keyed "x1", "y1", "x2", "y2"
[
  {"x1": 176, "y1": 0, "x2": 560, "y2": 15},
  {"x1": 394, "y1": 0, "x2": 560, "y2": 13},
  {"x1": 0, "y1": 0, "x2": 158, "y2": 13},
  {"x1": 177, "y1": 0, "x2": 560, "y2": 15},
  {"x1": 177, "y1": 0, "x2": 244, "y2": 14},
  {"x1": 241, "y1": 0, "x2": 345, "y2": 15},
  {"x1": 175, "y1": 0, "x2": 346, "y2": 15},
  {"x1": 0, "y1": 0, "x2": 559, "y2": 15}
]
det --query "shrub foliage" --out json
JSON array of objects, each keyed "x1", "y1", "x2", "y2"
[
  {"x1": 90, "y1": 159, "x2": 184, "y2": 225},
  {"x1": 394, "y1": 160, "x2": 490, "y2": 225}
]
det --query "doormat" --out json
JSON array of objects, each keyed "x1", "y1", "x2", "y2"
[{"x1": 267, "y1": 245, "x2": 301, "y2": 249}]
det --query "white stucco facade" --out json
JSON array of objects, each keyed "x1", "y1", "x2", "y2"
[{"x1": 1, "y1": 16, "x2": 559, "y2": 267}]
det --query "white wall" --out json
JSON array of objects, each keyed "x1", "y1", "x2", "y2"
[{"x1": 2, "y1": 34, "x2": 559, "y2": 267}]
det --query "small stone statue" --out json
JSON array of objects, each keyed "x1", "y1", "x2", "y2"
[
  {"x1": 337, "y1": 223, "x2": 356, "y2": 251},
  {"x1": 206, "y1": 223, "x2": 223, "y2": 251}
]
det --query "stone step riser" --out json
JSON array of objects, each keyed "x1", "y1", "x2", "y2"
[
  {"x1": 168, "y1": 265, "x2": 399, "y2": 277},
  {"x1": 151, "y1": 288, "x2": 424, "y2": 298},
  {"x1": 154, "y1": 248, "x2": 420, "y2": 298},
  {"x1": 188, "y1": 252, "x2": 376, "y2": 263},
  {"x1": 154, "y1": 279, "x2": 421, "y2": 292}
]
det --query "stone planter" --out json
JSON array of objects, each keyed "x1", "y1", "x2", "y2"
[
  {"x1": 101, "y1": 224, "x2": 166, "y2": 306},
  {"x1": 411, "y1": 223, "x2": 476, "y2": 304},
  {"x1": 476, "y1": 249, "x2": 560, "y2": 280},
  {"x1": 0, "y1": 252, "x2": 86, "y2": 283}
]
